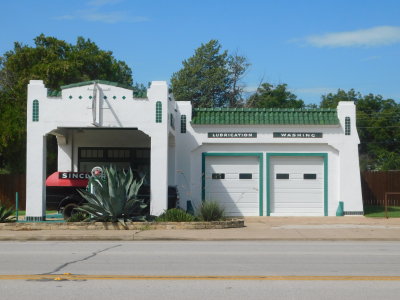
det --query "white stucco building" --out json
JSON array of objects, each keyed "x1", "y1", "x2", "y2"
[{"x1": 25, "y1": 79, "x2": 363, "y2": 221}]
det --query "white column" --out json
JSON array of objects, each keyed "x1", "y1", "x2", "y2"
[
  {"x1": 168, "y1": 137, "x2": 176, "y2": 186},
  {"x1": 147, "y1": 81, "x2": 169, "y2": 215},
  {"x1": 339, "y1": 144, "x2": 363, "y2": 212},
  {"x1": 337, "y1": 101, "x2": 363, "y2": 213},
  {"x1": 26, "y1": 80, "x2": 48, "y2": 221},
  {"x1": 175, "y1": 102, "x2": 194, "y2": 211},
  {"x1": 57, "y1": 130, "x2": 73, "y2": 172},
  {"x1": 26, "y1": 134, "x2": 47, "y2": 220},
  {"x1": 150, "y1": 134, "x2": 169, "y2": 215}
]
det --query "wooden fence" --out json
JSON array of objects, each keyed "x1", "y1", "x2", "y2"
[
  {"x1": 0, "y1": 174, "x2": 26, "y2": 209},
  {"x1": 361, "y1": 171, "x2": 400, "y2": 206}
]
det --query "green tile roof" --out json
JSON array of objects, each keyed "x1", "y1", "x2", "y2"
[
  {"x1": 47, "y1": 89, "x2": 62, "y2": 97},
  {"x1": 191, "y1": 108, "x2": 339, "y2": 125}
]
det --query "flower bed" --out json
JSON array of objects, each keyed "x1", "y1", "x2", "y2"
[{"x1": 0, "y1": 219, "x2": 244, "y2": 230}]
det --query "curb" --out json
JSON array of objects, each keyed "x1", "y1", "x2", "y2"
[
  {"x1": 2, "y1": 234, "x2": 400, "y2": 242},
  {"x1": 0, "y1": 220, "x2": 244, "y2": 231}
]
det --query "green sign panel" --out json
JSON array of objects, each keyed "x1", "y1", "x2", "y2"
[
  {"x1": 273, "y1": 132, "x2": 323, "y2": 138},
  {"x1": 208, "y1": 132, "x2": 257, "y2": 138}
]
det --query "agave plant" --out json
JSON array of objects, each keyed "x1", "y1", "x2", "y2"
[
  {"x1": 77, "y1": 166, "x2": 147, "y2": 224},
  {"x1": 0, "y1": 202, "x2": 15, "y2": 223}
]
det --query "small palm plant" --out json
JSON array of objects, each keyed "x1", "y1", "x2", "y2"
[
  {"x1": 0, "y1": 202, "x2": 15, "y2": 223},
  {"x1": 77, "y1": 166, "x2": 147, "y2": 225}
]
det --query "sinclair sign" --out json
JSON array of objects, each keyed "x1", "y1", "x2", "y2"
[{"x1": 58, "y1": 172, "x2": 90, "y2": 179}]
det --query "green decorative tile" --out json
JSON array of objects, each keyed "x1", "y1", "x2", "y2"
[
  {"x1": 192, "y1": 108, "x2": 339, "y2": 125},
  {"x1": 47, "y1": 89, "x2": 62, "y2": 97}
]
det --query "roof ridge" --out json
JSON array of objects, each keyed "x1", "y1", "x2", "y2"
[{"x1": 61, "y1": 80, "x2": 134, "y2": 91}]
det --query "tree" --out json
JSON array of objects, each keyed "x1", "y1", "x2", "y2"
[
  {"x1": 320, "y1": 89, "x2": 360, "y2": 108},
  {"x1": 132, "y1": 83, "x2": 148, "y2": 98},
  {"x1": 0, "y1": 34, "x2": 134, "y2": 173},
  {"x1": 246, "y1": 83, "x2": 304, "y2": 109},
  {"x1": 320, "y1": 89, "x2": 400, "y2": 170},
  {"x1": 226, "y1": 52, "x2": 251, "y2": 107},
  {"x1": 171, "y1": 40, "x2": 250, "y2": 108}
]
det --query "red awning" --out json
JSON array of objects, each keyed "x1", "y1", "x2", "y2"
[{"x1": 46, "y1": 172, "x2": 89, "y2": 187}]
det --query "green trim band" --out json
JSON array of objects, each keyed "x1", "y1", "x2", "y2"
[
  {"x1": 202, "y1": 152, "x2": 264, "y2": 216},
  {"x1": 266, "y1": 153, "x2": 328, "y2": 216}
]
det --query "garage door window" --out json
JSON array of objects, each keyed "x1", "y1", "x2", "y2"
[
  {"x1": 303, "y1": 173, "x2": 317, "y2": 179},
  {"x1": 212, "y1": 173, "x2": 225, "y2": 179},
  {"x1": 276, "y1": 173, "x2": 289, "y2": 179},
  {"x1": 239, "y1": 173, "x2": 252, "y2": 179}
]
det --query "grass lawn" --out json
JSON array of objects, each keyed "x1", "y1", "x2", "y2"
[
  {"x1": 12, "y1": 210, "x2": 58, "y2": 216},
  {"x1": 364, "y1": 205, "x2": 400, "y2": 218}
]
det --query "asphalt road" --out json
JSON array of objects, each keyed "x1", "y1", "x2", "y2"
[{"x1": 0, "y1": 241, "x2": 400, "y2": 299}]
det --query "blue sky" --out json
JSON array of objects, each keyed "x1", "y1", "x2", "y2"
[{"x1": 1, "y1": 0, "x2": 400, "y2": 104}]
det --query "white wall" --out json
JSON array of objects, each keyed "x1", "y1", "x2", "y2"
[
  {"x1": 26, "y1": 80, "x2": 171, "y2": 219},
  {"x1": 175, "y1": 100, "x2": 363, "y2": 216},
  {"x1": 26, "y1": 78, "x2": 362, "y2": 219}
]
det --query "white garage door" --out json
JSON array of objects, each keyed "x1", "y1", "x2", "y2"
[
  {"x1": 205, "y1": 156, "x2": 260, "y2": 216},
  {"x1": 270, "y1": 156, "x2": 324, "y2": 216}
]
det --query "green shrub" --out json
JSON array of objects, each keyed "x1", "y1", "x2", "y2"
[
  {"x1": 67, "y1": 211, "x2": 90, "y2": 222},
  {"x1": 77, "y1": 166, "x2": 147, "y2": 225},
  {"x1": 156, "y1": 208, "x2": 196, "y2": 222},
  {"x1": 198, "y1": 201, "x2": 225, "y2": 221},
  {"x1": 0, "y1": 203, "x2": 15, "y2": 223}
]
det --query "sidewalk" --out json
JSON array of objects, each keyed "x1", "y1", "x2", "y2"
[{"x1": 1, "y1": 217, "x2": 400, "y2": 241}]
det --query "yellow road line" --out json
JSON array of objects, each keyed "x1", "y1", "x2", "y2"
[{"x1": 1, "y1": 275, "x2": 400, "y2": 281}]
